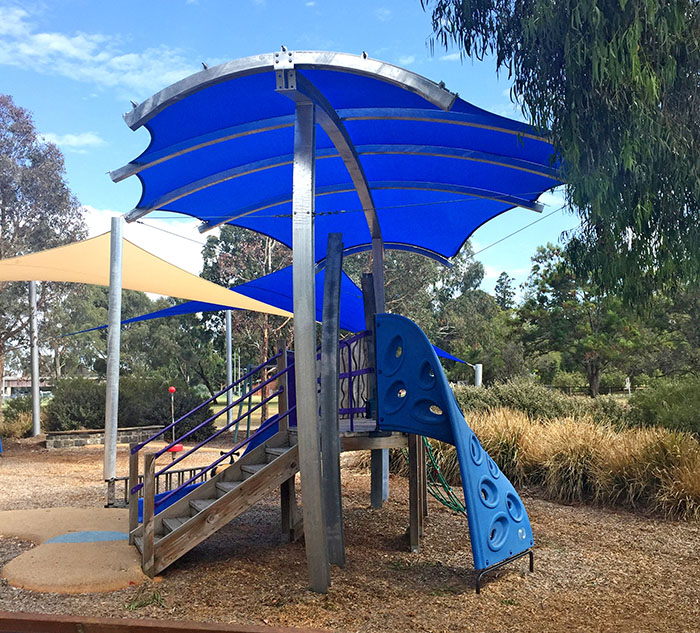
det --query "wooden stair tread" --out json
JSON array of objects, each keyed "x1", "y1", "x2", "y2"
[
  {"x1": 134, "y1": 535, "x2": 161, "y2": 553},
  {"x1": 190, "y1": 498, "x2": 218, "y2": 513},
  {"x1": 240, "y1": 463, "x2": 267, "y2": 477},
  {"x1": 265, "y1": 446, "x2": 289, "y2": 457},
  {"x1": 162, "y1": 517, "x2": 188, "y2": 534},
  {"x1": 216, "y1": 480, "x2": 243, "y2": 493}
]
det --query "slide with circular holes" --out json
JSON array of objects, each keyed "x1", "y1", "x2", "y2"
[{"x1": 375, "y1": 313, "x2": 534, "y2": 572}]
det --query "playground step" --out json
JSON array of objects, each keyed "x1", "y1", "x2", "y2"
[
  {"x1": 216, "y1": 480, "x2": 243, "y2": 495},
  {"x1": 265, "y1": 446, "x2": 289, "y2": 461},
  {"x1": 134, "y1": 535, "x2": 161, "y2": 553},
  {"x1": 162, "y1": 517, "x2": 187, "y2": 534},
  {"x1": 240, "y1": 463, "x2": 267, "y2": 478},
  {"x1": 190, "y1": 498, "x2": 217, "y2": 513}
]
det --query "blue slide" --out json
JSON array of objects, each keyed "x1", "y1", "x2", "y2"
[{"x1": 375, "y1": 313, "x2": 533, "y2": 572}]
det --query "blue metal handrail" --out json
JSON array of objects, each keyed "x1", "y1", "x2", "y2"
[
  {"x1": 131, "y1": 350, "x2": 282, "y2": 454},
  {"x1": 153, "y1": 405, "x2": 297, "y2": 511}
]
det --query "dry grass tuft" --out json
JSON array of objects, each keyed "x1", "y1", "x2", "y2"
[
  {"x1": 0, "y1": 411, "x2": 33, "y2": 439},
  {"x1": 348, "y1": 408, "x2": 700, "y2": 521}
]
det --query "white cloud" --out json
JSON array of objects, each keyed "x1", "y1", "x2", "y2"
[
  {"x1": 306, "y1": 1, "x2": 316, "y2": 5},
  {"x1": 83, "y1": 206, "x2": 216, "y2": 279},
  {"x1": 397, "y1": 55, "x2": 415, "y2": 66},
  {"x1": 375, "y1": 8, "x2": 392, "y2": 21},
  {"x1": 0, "y1": 7, "x2": 198, "y2": 100},
  {"x1": 439, "y1": 52, "x2": 461, "y2": 62},
  {"x1": 42, "y1": 131, "x2": 106, "y2": 152}
]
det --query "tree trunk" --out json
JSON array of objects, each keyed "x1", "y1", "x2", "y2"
[{"x1": 586, "y1": 360, "x2": 601, "y2": 398}]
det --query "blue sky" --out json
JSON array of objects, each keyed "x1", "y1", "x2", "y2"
[{"x1": 0, "y1": 0, "x2": 576, "y2": 294}]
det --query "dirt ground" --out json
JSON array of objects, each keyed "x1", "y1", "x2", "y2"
[{"x1": 1, "y1": 438, "x2": 699, "y2": 633}]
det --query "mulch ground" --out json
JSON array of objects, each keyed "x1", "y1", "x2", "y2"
[{"x1": 1, "y1": 438, "x2": 699, "y2": 633}]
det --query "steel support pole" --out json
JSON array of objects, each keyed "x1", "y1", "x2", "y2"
[
  {"x1": 104, "y1": 216, "x2": 123, "y2": 505},
  {"x1": 225, "y1": 310, "x2": 233, "y2": 427},
  {"x1": 292, "y1": 100, "x2": 330, "y2": 593},
  {"x1": 370, "y1": 237, "x2": 389, "y2": 506},
  {"x1": 28, "y1": 281, "x2": 41, "y2": 437}
]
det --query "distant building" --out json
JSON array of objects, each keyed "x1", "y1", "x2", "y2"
[{"x1": 1, "y1": 375, "x2": 53, "y2": 399}]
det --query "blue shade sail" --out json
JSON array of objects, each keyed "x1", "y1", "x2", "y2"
[
  {"x1": 67, "y1": 264, "x2": 464, "y2": 364},
  {"x1": 112, "y1": 52, "x2": 562, "y2": 263},
  {"x1": 375, "y1": 313, "x2": 534, "y2": 570}
]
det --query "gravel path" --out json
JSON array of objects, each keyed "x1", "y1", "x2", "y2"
[{"x1": 1, "y1": 439, "x2": 699, "y2": 632}]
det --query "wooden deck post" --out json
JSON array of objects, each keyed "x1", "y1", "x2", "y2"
[
  {"x1": 128, "y1": 443, "x2": 139, "y2": 545},
  {"x1": 277, "y1": 339, "x2": 298, "y2": 541},
  {"x1": 408, "y1": 434, "x2": 420, "y2": 552},
  {"x1": 320, "y1": 233, "x2": 345, "y2": 567},
  {"x1": 142, "y1": 452, "x2": 156, "y2": 577}
]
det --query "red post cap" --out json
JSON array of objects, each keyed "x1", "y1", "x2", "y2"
[{"x1": 168, "y1": 386, "x2": 176, "y2": 393}]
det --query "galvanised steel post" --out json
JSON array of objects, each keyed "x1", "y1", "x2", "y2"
[
  {"x1": 291, "y1": 99, "x2": 330, "y2": 593},
  {"x1": 104, "y1": 216, "x2": 123, "y2": 505},
  {"x1": 29, "y1": 281, "x2": 41, "y2": 437},
  {"x1": 225, "y1": 310, "x2": 233, "y2": 427}
]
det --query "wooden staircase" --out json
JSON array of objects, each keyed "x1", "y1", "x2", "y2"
[{"x1": 133, "y1": 429, "x2": 299, "y2": 576}]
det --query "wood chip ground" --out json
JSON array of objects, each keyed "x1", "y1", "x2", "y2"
[{"x1": 1, "y1": 439, "x2": 699, "y2": 632}]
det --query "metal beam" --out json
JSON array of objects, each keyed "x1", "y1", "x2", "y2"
[
  {"x1": 104, "y1": 216, "x2": 123, "y2": 506},
  {"x1": 316, "y1": 243, "x2": 453, "y2": 269},
  {"x1": 124, "y1": 51, "x2": 456, "y2": 130},
  {"x1": 110, "y1": 116, "x2": 294, "y2": 183},
  {"x1": 276, "y1": 69, "x2": 381, "y2": 241},
  {"x1": 288, "y1": 99, "x2": 330, "y2": 593},
  {"x1": 370, "y1": 237, "x2": 389, "y2": 507}
]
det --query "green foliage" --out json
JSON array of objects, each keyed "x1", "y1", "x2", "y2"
[
  {"x1": 629, "y1": 376, "x2": 700, "y2": 435},
  {"x1": 421, "y1": 0, "x2": 700, "y2": 302},
  {"x1": 494, "y1": 272, "x2": 515, "y2": 310},
  {"x1": 45, "y1": 379, "x2": 104, "y2": 431},
  {"x1": 46, "y1": 377, "x2": 215, "y2": 440},
  {"x1": 453, "y1": 378, "x2": 628, "y2": 426},
  {"x1": 0, "y1": 94, "x2": 86, "y2": 424},
  {"x1": 519, "y1": 244, "x2": 647, "y2": 396},
  {"x1": 3, "y1": 395, "x2": 32, "y2": 423}
]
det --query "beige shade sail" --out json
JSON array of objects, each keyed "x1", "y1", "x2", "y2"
[{"x1": 0, "y1": 232, "x2": 291, "y2": 318}]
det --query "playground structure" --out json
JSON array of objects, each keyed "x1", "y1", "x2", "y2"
[
  {"x1": 126, "y1": 260, "x2": 533, "y2": 593},
  {"x1": 109, "y1": 50, "x2": 559, "y2": 593}
]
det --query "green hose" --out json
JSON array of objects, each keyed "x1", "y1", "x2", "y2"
[{"x1": 402, "y1": 437, "x2": 467, "y2": 516}]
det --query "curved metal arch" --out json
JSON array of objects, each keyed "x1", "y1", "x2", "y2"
[
  {"x1": 125, "y1": 51, "x2": 457, "y2": 130},
  {"x1": 357, "y1": 144, "x2": 560, "y2": 180},
  {"x1": 315, "y1": 242, "x2": 453, "y2": 271},
  {"x1": 340, "y1": 108, "x2": 551, "y2": 143},
  {"x1": 276, "y1": 70, "x2": 381, "y2": 240}
]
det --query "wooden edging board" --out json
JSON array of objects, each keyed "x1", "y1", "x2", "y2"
[{"x1": 0, "y1": 611, "x2": 331, "y2": 633}]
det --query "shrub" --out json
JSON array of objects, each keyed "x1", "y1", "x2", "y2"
[
  {"x1": 0, "y1": 410, "x2": 33, "y2": 439},
  {"x1": 629, "y1": 375, "x2": 700, "y2": 435},
  {"x1": 46, "y1": 376, "x2": 215, "y2": 441},
  {"x1": 3, "y1": 395, "x2": 32, "y2": 423},
  {"x1": 452, "y1": 377, "x2": 628, "y2": 426},
  {"x1": 45, "y1": 379, "x2": 104, "y2": 431}
]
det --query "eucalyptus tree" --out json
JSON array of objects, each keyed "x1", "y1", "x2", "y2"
[
  {"x1": 0, "y1": 95, "x2": 86, "y2": 421},
  {"x1": 421, "y1": 0, "x2": 700, "y2": 302}
]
